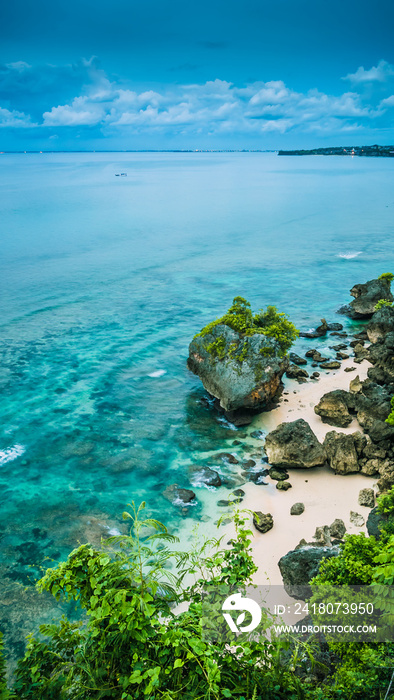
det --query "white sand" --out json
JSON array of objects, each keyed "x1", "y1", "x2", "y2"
[{"x1": 221, "y1": 356, "x2": 377, "y2": 586}]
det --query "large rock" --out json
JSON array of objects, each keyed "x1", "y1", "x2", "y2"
[
  {"x1": 344, "y1": 276, "x2": 394, "y2": 319},
  {"x1": 265, "y1": 419, "x2": 326, "y2": 469},
  {"x1": 367, "y1": 305, "x2": 394, "y2": 343},
  {"x1": 314, "y1": 389, "x2": 354, "y2": 427},
  {"x1": 366, "y1": 506, "x2": 388, "y2": 540},
  {"x1": 367, "y1": 332, "x2": 394, "y2": 386},
  {"x1": 278, "y1": 545, "x2": 340, "y2": 599},
  {"x1": 323, "y1": 431, "x2": 360, "y2": 474},
  {"x1": 162, "y1": 484, "x2": 196, "y2": 504},
  {"x1": 187, "y1": 323, "x2": 288, "y2": 412}
]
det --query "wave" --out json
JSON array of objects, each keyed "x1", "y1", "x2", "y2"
[
  {"x1": 336, "y1": 251, "x2": 362, "y2": 259},
  {"x1": 148, "y1": 369, "x2": 167, "y2": 378},
  {"x1": 0, "y1": 444, "x2": 25, "y2": 466}
]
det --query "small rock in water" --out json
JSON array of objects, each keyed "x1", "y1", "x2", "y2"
[
  {"x1": 290, "y1": 502, "x2": 305, "y2": 515},
  {"x1": 250, "y1": 430, "x2": 265, "y2": 440},
  {"x1": 350, "y1": 511, "x2": 365, "y2": 527}
]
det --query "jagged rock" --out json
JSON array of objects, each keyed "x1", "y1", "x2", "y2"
[
  {"x1": 187, "y1": 321, "x2": 288, "y2": 412},
  {"x1": 276, "y1": 480, "x2": 292, "y2": 491},
  {"x1": 353, "y1": 343, "x2": 370, "y2": 360},
  {"x1": 352, "y1": 380, "x2": 394, "y2": 444},
  {"x1": 253, "y1": 511, "x2": 273, "y2": 533},
  {"x1": 367, "y1": 332, "x2": 394, "y2": 385},
  {"x1": 289, "y1": 353, "x2": 307, "y2": 366},
  {"x1": 269, "y1": 467, "x2": 289, "y2": 481},
  {"x1": 286, "y1": 364, "x2": 309, "y2": 380},
  {"x1": 312, "y1": 351, "x2": 329, "y2": 362},
  {"x1": 314, "y1": 389, "x2": 353, "y2": 427},
  {"x1": 314, "y1": 525, "x2": 331, "y2": 545},
  {"x1": 278, "y1": 545, "x2": 340, "y2": 599},
  {"x1": 358, "y1": 488, "x2": 375, "y2": 508},
  {"x1": 265, "y1": 419, "x2": 326, "y2": 469},
  {"x1": 188, "y1": 465, "x2": 222, "y2": 487},
  {"x1": 330, "y1": 519, "x2": 346, "y2": 539},
  {"x1": 366, "y1": 506, "x2": 388, "y2": 540},
  {"x1": 344, "y1": 366, "x2": 356, "y2": 372},
  {"x1": 360, "y1": 459, "x2": 381, "y2": 476},
  {"x1": 352, "y1": 431, "x2": 368, "y2": 456},
  {"x1": 331, "y1": 344, "x2": 348, "y2": 351},
  {"x1": 290, "y1": 502, "x2": 305, "y2": 515},
  {"x1": 367, "y1": 306, "x2": 394, "y2": 343},
  {"x1": 363, "y1": 442, "x2": 387, "y2": 459},
  {"x1": 323, "y1": 431, "x2": 360, "y2": 474},
  {"x1": 377, "y1": 462, "x2": 394, "y2": 493},
  {"x1": 300, "y1": 319, "x2": 343, "y2": 339},
  {"x1": 162, "y1": 484, "x2": 196, "y2": 505},
  {"x1": 319, "y1": 361, "x2": 341, "y2": 370},
  {"x1": 336, "y1": 352, "x2": 350, "y2": 360},
  {"x1": 341, "y1": 276, "x2": 394, "y2": 319},
  {"x1": 350, "y1": 511, "x2": 365, "y2": 527},
  {"x1": 349, "y1": 375, "x2": 363, "y2": 393}
]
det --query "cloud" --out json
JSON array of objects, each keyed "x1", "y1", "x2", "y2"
[
  {"x1": 0, "y1": 106, "x2": 34, "y2": 127},
  {"x1": 343, "y1": 60, "x2": 394, "y2": 83},
  {"x1": 2, "y1": 58, "x2": 394, "y2": 140}
]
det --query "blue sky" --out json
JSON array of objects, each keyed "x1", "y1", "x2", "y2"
[{"x1": 1, "y1": 0, "x2": 394, "y2": 149}]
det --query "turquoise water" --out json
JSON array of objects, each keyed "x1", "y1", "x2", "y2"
[{"x1": 1, "y1": 151, "x2": 394, "y2": 656}]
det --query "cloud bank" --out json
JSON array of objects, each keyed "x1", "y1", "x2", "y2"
[{"x1": 1, "y1": 58, "x2": 394, "y2": 144}]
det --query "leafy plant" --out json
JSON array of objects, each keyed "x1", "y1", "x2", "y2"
[
  {"x1": 378, "y1": 272, "x2": 394, "y2": 283},
  {"x1": 196, "y1": 297, "x2": 298, "y2": 361},
  {"x1": 374, "y1": 298, "x2": 393, "y2": 311}
]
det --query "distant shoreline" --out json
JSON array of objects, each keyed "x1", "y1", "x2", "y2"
[{"x1": 278, "y1": 145, "x2": 394, "y2": 157}]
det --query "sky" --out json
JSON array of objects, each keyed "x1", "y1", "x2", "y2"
[{"x1": 1, "y1": 0, "x2": 394, "y2": 150}]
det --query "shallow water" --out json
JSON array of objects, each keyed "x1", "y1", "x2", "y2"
[{"x1": 1, "y1": 151, "x2": 393, "y2": 659}]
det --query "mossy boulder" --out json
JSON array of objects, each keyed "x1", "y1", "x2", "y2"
[{"x1": 187, "y1": 298, "x2": 297, "y2": 412}]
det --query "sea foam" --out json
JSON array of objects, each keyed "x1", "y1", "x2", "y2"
[
  {"x1": 336, "y1": 251, "x2": 362, "y2": 259},
  {"x1": 0, "y1": 444, "x2": 25, "y2": 466}
]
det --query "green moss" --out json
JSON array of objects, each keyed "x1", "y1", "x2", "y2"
[
  {"x1": 378, "y1": 272, "x2": 394, "y2": 282},
  {"x1": 195, "y1": 297, "x2": 299, "y2": 361},
  {"x1": 374, "y1": 298, "x2": 393, "y2": 311}
]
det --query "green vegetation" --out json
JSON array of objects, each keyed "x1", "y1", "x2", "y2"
[
  {"x1": 374, "y1": 298, "x2": 393, "y2": 311},
  {"x1": 196, "y1": 297, "x2": 299, "y2": 361},
  {"x1": 2, "y1": 493, "x2": 394, "y2": 699},
  {"x1": 386, "y1": 397, "x2": 394, "y2": 426},
  {"x1": 378, "y1": 272, "x2": 394, "y2": 283}
]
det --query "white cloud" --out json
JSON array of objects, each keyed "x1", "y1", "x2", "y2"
[
  {"x1": 2, "y1": 58, "x2": 394, "y2": 138},
  {"x1": 0, "y1": 106, "x2": 33, "y2": 128},
  {"x1": 343, "y1": 60, "x2": 394, "y2": 83}
]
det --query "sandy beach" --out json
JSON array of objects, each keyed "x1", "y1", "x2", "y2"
[{"x1": 221, "y1": 355, "x2": 376, "y2": 586}]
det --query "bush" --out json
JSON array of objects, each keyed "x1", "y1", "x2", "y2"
[
  {"x1": 196, "y1": 297, "x2": 299, "y2": 359},
  {"x1": 374, "y1": 299, "x2": 393, "y2": 311},
  {"x1": 378, "y1": 272, "x2": 394, "y2": 283}
]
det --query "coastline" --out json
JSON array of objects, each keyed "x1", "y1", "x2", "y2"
[{"x1": 197, "y1": 356, "x2": 376, "y2": 586}]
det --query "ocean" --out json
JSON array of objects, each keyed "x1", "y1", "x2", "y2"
[{"x1": 0, "y1": 151, "x2": 393, "y2": 657}]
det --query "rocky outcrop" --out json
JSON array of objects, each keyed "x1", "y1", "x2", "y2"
[
  {"x1": 265, "y1": 419, "x2": 327, "y2": 469},
  {"x1": 253, "y1": 511, "x2": 273, "y2": 533},
  {"x1": 339, "y1": 276, "x2": 394, "y2": 319},
  {"x1": 367, "y1": 305, "x2": 394, "y2": 343},
  {"x1": 323, "y1": 431, "x2": 360, "y2": 474},
  {"x1": 187, "y1": 323, "x2": 288, "y2": 412},
  {"x1": 367, "y1": 331, "x2": 394, "y2": 385},
  {"x1": 278, "y1": 545, "x2": 340, "y2": 599},
  {"x1": 314, "y1": 389, "x2": 354, "y2": 427},
  {"x1": 286, "y1": 364, "x2": 309, "y2": 380}
]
